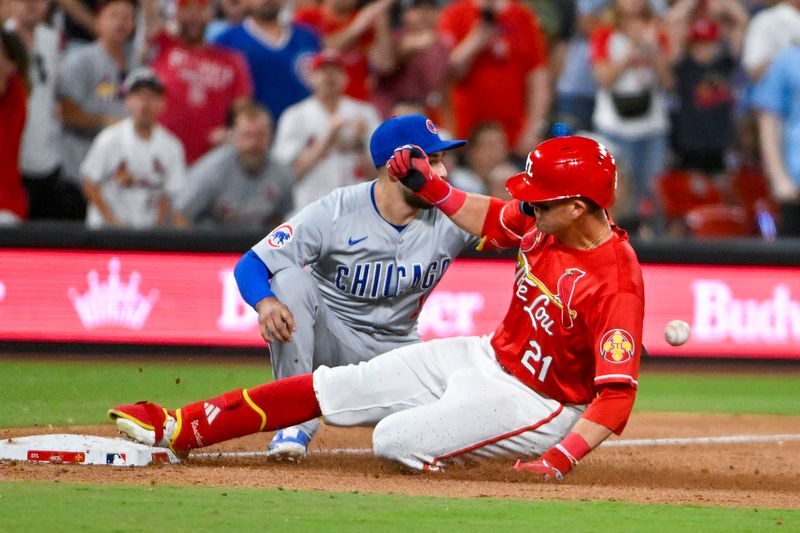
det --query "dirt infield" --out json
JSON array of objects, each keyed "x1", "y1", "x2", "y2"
[{"x1": 2, "y1": 412, "x2": 799, "y2": 509}]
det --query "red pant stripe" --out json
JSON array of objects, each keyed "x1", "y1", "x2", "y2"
[{"x1": 429, "y1": 404, "x2": 565, "y2": 468}]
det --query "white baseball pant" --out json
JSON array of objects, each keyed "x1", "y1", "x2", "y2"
[{"x1": 314, "y1": 335, "x2": 586, "y2": 470}]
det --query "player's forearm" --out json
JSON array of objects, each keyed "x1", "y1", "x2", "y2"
[
  {"x1": 447, "y1": 193, "x2": 491, "y2": 237},
  {"x1": 567, "y1": 418, "x2": 614, "y2": 450}
]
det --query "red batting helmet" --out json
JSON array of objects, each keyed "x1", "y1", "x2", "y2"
[{"x1": 506, "y1": 136, "x2": 617, "y2": 209}]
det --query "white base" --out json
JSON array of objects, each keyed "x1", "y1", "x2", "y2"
[{"x1": 0, "y1": 434, "x2": 180, "y2": 466}]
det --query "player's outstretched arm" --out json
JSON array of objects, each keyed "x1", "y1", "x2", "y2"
[
  {"x1": 387, "y1": 145, "x2": 491, "y2": 236},
  {"x1": 514, "y1": 419, "x2": 611, "y2": 480},
  {"x1": 515, "y1": 384, "x2": 636, "y2": 480}
]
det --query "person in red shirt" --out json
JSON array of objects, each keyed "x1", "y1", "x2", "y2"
[
  {"x1": 438, "y1": 0, "x2": 551, "y2": 156},
  {"x1": 143, "y1": 0, "x2": 253, "y2": 164},
  {"x1": 294, "y1": 0, "x2": 394, "y2": 101},
  {"x1": 109, "y1": 135, "x2": 643, "y2": 480},
  {"x1": 0, "y1": 29, "x2": 29, "y2": 224}
]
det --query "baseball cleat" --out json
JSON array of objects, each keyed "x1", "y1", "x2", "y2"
[
  {"x1": 266, "y1": 427, "x2": 311, "y2": 460},
  {"x1": 108, "y1": 401, "x2": 177, "y2": 449}
]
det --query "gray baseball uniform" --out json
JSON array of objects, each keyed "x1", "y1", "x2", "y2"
[
  {"x1": 58, "y1": 42, "x2": 136, "y2": 183},
  {"x1": 250, "y1": 180, "x2": 479, "y2": 437},
  {"x1": 174, "y1": 144, "x2": 294, "y2": 229}
]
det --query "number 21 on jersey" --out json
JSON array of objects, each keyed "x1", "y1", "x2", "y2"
[{"x1": 521, "y1": 340, "x2": 553, "y2": 383}]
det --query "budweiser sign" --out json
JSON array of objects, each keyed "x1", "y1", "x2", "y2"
[
  {"x1": 0, "y1": 249, "x2": 798, "y2": 358},
  {"x1": 692, "y1": 281, "x2": 800, "y2": 343}
]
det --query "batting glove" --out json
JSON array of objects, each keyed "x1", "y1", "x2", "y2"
[
  {"x1": 386, "y1": 144, "x2": 466, "y2": 216},
  {"x1": 514, "y1": 456, "x2": 565, "y2": 481},
  {"x1": 514, "y1": 433, "x2": 591, "y2": 481}
]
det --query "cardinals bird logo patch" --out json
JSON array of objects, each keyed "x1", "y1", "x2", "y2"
[{"x1": 599, "y1": 328, "x2": 635, "y2": 364}]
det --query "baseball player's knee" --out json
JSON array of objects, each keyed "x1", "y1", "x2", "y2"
[
  {"x1": 372, "y1": 416, "x2": 424, "y2": 469},
  {"x1": 372, "y1": 417, "x2": 402, "y2": 461},
  {"x1": 270, "y1": 267, "x2": 318, "y2": 305}
]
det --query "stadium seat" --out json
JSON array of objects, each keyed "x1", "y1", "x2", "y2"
[
  {"x1": 655, "y1": 169, "x2": 724, "y2": 222},
  {"x1": 685, "y1": 204, "x2": 753, "y2": 238}
]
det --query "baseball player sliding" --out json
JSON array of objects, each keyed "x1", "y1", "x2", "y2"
[
  {"x1": 110, "y1": 136, "x2": 644, "y2": 480},
  {"x1": 232, "y1": 114, "x2": 477, "y2": 458}
]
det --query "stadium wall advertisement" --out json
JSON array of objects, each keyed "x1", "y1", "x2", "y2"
[{"x1": 2, "y1": 249, "x2": 800, "y2": 359}]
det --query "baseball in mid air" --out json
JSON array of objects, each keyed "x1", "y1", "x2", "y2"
[{"x1": 665, "y1": 320, "x2": 691, "y2": 346}]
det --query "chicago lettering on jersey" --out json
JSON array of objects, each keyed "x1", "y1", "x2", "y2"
[{"x1": 335, "y1": 258, "x2": 452, "y2": 298}]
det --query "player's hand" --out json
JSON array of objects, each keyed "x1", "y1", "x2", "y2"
[
  {"x1": 513, "y1": 444, "x2": 576, "y2": 481},
  {"x1": 513, "y1": 457, "x2": 564, "y2": 481},
  {"x1": 255, "y1": 297, "x2": 297, "y2": 343},
  {"x1": 387, "y1": 145, "x2": 451, "y2": 200}
]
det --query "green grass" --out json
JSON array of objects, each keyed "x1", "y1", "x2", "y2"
[
  {"x1": 0, "y1": 358, "x2": 273, "y2": 428},
  {"x1": 0, "y1": 481, "x2": 796, "y2": 532},
  {"x1": 635, "y1": 372, "x2": 800, "y2": 415},
  {"x1": 1, "y1": 359, "x2": 798, "y2": 428}
]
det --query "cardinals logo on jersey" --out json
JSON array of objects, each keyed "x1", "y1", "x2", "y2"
[
  {"x1": 514, "y1": 252, "x2": 585, "y2": 330},
  {"x1": 599, "y1": 328, "x2": 635, "y2": 364}
]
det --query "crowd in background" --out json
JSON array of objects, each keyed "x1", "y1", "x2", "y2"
[{"x1": 0, "y1": 0, "x2": 799, "y2": 238}]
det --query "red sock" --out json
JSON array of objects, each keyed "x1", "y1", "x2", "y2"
[{"x1": 171, "y1": 374, "x2": 321, "y2": 452}]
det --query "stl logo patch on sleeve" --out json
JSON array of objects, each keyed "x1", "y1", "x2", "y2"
[
  {"x1": 266, "y1": 224, "x2": 295, "y2": 248},
  {"x1": 599, "y1": 328, "x2": 635, "y2": 364}
]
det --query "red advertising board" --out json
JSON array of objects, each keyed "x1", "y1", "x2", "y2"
[{"x1": 1, "y1": 249, "x2": 799, "y2": 358}]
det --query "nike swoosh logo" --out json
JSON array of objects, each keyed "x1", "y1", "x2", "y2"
[{"x1": 348, "y1": 236, "x2": 368, "y2": 246}]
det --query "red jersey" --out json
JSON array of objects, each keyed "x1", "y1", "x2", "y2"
[
  {"x1": 437, "y1": 0, "x2": 547, "y2": 145},
  {"x1": 150, "y1": 31, "x2": 253, "y2": 164},
  {"x1": 0, "y1": 75, "x2": 28, "y2": 220},
  {"x1": 294, "y1": 7, "x2": 372, "y2": 101},
  {"x1": 488, "y1": 203, "x2": 644, "y2": 405}
]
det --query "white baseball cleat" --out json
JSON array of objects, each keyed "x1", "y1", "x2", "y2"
[{"x1": 266, "y1": 427, "x2": 311, "y2": 460}]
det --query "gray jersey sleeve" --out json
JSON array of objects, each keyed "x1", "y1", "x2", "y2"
[{"x1": 250, "y1": 193, "x2": 331, "y2": 273}]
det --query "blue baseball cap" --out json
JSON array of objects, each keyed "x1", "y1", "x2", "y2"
[{"x1": 369, "y1": 114, "x2": 467, "y2": 168}]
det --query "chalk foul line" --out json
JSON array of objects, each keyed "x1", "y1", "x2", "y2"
[{"x1": 192, "y1": 433, "x2": 800, "y2": 459}]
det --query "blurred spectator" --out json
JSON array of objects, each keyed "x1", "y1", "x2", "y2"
[
  {"x1": 143, "y1": 0, "x2": 253, "y2": 164},
  {"x1": 485, "y1": 161, "x2": 516, "y2": 200},
  {"x1": 741, "y1": 0, "x2": 800, "y2": 81},
  {"x1": 371, "y1": 0, "x2": 449, "y2": 119},
  {"x1": 0, "y1": 29, "x2": 28, "y2": 225},
  {"x1": 668, "y1": 0, "x2": 749, "y2": 175},
  {"x1": 390, "y1": 98, "x2": 426, "y2": 117},
  {"x1": 56, "y1": 0, "x2": 100, "y2": 48},
  {"x1": 752, "y1": 45, "x2": 800, "y2": 236},
  {"x1": 294, "y1": 0, "x2": 395, "y2": 102},
  {"x1": 59, "y1": 0, "x2": 140, "y2": 220},
  {"x1": 552, "y1": 0, "x2": 606, "y2": 132},
  {"x1": 273, "y1": 50, "x2": 380, "y2": 210},
  {"x1": 449, "y1": 121, "x2": 515, "y2": 194},
  {"x1": 205, "y1": 0, "x2": 247, "y2": 42},
  {"x1": 81, "y1": 68, "x2": 186, "y2": 228},
  {"x1": 590, "y1": 0, "x2": 672, "y2": 226},
  {"x1": 438, "y1": 0, "x2": 551, "y2": 157},
  {"x1": 213, "y1": 0, "x2": 320, "y2": 121},
  {"x1": 173, "y1": 103, "x2": 294, "y2": 228},
  {"x1": 5, "y1": 0, "x2": 68, "y2": 219}
]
